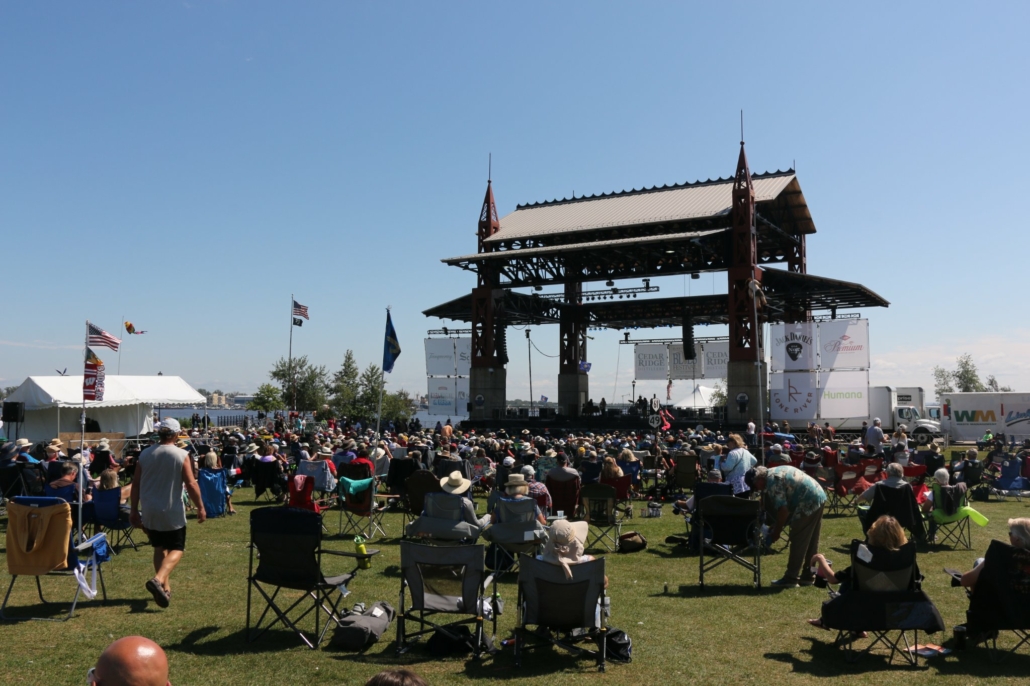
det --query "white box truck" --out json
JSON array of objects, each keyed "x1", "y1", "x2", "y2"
[
  {"x1": 940, "y1": 392, "x2": 1030, "y2": 443},
  {"x1": 773, "y1": 385, "x2": 941, "y2": 439}
]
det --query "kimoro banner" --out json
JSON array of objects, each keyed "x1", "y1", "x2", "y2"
[
  {"x1": 634, "y1": 344, "x2": 668, "y2": 380},
  {"x1": 770, "y1": 371, "x2": 818, "y2": 421},
  {"x1": 424, "y1": 338, "x2": 456, "y2": 377},
  {"x1": 669, "y1": 343, "x2": 701, "y2": 380},
  {"x1": 819, "y1": 370, "x2": 869, "y2": 419},
  {"x1": 818, "y1": 319, "x2": 869, "y2": 370},
  {"x1": 771, "y1": 323, "x2": 817, "y2": 372}
]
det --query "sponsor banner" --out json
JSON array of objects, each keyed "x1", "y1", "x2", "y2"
[
  {"x1": 428, "y1": 378, "x2": 456, "y2": 413},
  {"x1": 819, "y1": 370, "x2": 869, "y2": 419},
  {"x1": 634, "y1": 344, "x2": 669, "y2": 380},
  {"x1": 770, "y1": 371, "x2": 818, "y2": 421},
  {"x1": 818, "y1": 319, "x2": 869, "y2": 370},
  {"x1": 669, "y1": 343, "x2": 701, "y2": 380},
  {"x1": 701, "y1": 341, "x2": 729, "y2": 379},
  {"x1": 456, "y1": 377, "x2": 470, "y2": 411},
  {"x1": 425, "y1": 338, "x2": 456, "y2": 377},
  {"x1": 770, "y1": 323, "x2": 817, "y2": 371},
  {"x1": 454, "y1": 337, "x2": 472, "y2": 376},
  {"x1": 943, "y1": 393, "x2": 1030, "y2": 441}
]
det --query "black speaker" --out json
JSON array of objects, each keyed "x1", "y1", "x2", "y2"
[
  {"x1": 683, "y1": 315, "x2": 695, "y2": 359},
  {"x1": 2, "y1": 401, "x2": 24, "y2": 423}
]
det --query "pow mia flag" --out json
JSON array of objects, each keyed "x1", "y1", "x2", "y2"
[{"x1": 293, "y1": 318, "x2": 303, "y2": 327}]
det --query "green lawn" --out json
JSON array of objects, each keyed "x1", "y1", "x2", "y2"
[{"x1": 2, "y1": 488, "x2": 1029, "y2": 685}]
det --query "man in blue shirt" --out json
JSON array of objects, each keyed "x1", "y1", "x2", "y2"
[{"x1": 14, "y1": 438, "x2": 39, "y2": 463}]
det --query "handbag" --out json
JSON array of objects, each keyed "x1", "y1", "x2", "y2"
[{"x1": 617, "y1": 531, "x2": 647, "y2": 553}]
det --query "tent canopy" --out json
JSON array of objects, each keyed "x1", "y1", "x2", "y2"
[
  {"x1": 673, "y1": 384, "x2": 718, "y2": 410},
  {"x1": 7, "y1": 375, "x2": 205, "y2": 410}
]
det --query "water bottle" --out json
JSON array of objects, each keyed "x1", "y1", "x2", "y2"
[{"x1": 354, "y1": 536, "x2": 370, "y2": 569}]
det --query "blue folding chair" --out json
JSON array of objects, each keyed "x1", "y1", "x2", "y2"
[
  {"x1": 92, "y1": 487, "x2": 139, "y2": 552},
  {"x1": 198, "y1": 468, "x2": 229, "y2": 518},
  {"x1": 992, "y1": 458, "x2": 1029, "y2": 501}
]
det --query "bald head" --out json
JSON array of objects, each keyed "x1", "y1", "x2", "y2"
[{"x1": 94, "y1": 636, "x2": 169, "y2": 686}]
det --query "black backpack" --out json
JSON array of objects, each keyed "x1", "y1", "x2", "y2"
[{"x1": 599, "y1": 628, "x2": 632, "y2": 663}]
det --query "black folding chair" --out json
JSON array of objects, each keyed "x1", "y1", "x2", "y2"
[
  {"x1": 580, "y1": 484, "x2": 621, "y2": 552},
  {"x1": 395, "y1": 541, "x2": 493, "y2": 658},
  {"x1": 820, "y1": 539, "x2": 944, "y2": 666},
  {"x1": 858, "y1": 482, "x2": 926, "y2": 543},
  {"x1": 1, "y1": 497, "x2": 109, "y2": 622},
  {"x1": 252, "y1": 460, "x2": 285, "y2": 502},
  {"x1": 697, "y1": 495, "x2": 761, "y2": 589},
  {"x1": 246, "y1": 506, "x2": 378, "y2": 649},
  {"x1": 954, "y1": 539, "x2": 1030, "y2": 661},
  {"x1": 514, "y1": 554, "x2": 608, "y2": 672},
  {"x1": 401, "y1": 469, "x2": 443, "y2": 526}
]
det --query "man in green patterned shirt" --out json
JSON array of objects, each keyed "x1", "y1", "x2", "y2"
[{"x1": 747, "y1": 465, "x2": 826, "y2": 588}]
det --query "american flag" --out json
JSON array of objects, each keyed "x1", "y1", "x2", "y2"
[
  {"x1": 87, "y1": 321, "x2": 121, "y2": 351},
  {"x1": 292, "y1": 300, "x2": 310, "y2": 320}
]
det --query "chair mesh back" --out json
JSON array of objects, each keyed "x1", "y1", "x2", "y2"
[
  {"x1": 250, "y1": 507, "x2": 323, "y2": 590},
  {"x1": 850, "y1": 539, "x2": 917, "y2": 592},
  {"x1": 967, "y1": 540, "x2": 1030, "y2": 630},
  {"x1": 699, "y1": 495, "x2": 760, "y2": 546},
  {"x1": 934, "y1": 484, "x2": 964, "y2": 517},
  {"x1": 400, "y1": 541, "x2": 483, "y2": 613},
  {"x1": 91, "y1": 486, "x2": 123, "y2": 523},
  {"x1": 519, "y1": 554, "x2": 604, "y2": 629},
  {"x1": 495, "y1": 497, "x2": 537, "y2": 524},
  {"x1": 423, "y1": 493, "x2": 465, "y2": 521},
  {"x1": 545, "y1": 477, "x2": 580, "y2": 517},
  {"x1": 694, "y1": 482, "x2": 733, "y2": 502},
  {"x1": 580, "y1": 484, "x2": 616, "y2": 524},
  {"x1": 405, "y1": 470, "x2": 443, "y2": 515}
]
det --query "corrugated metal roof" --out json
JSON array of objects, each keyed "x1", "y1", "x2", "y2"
[
  {"x1": 486, "y1": 172, "x2": 796, "y2": 243},
  {"x1": 443, "y1": 228, "x2": 727, "y2": 264}
]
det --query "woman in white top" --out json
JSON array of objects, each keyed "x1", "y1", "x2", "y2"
[{"x1": 716, "y1": 433, "x2": 757, "y2": 494}]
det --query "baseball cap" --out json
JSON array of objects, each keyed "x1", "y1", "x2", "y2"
[{"x1": 159, "y1": 418, "x2": 181, "y2": 433}]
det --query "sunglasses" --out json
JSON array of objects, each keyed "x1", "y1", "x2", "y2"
[{"x1": 86, "y1": 667, "x2": 97, "y2": 683}]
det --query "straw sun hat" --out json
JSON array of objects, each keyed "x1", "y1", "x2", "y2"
[{"x1": 440, "y1": 471, "x2": 471, "y2": 495}]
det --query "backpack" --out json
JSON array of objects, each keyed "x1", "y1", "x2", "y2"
[
  {"x1": 599, "y1": 628, "x2": 632, "y2": 663},
  {"x1": 330, "y1": 601, "x2": 395, "y2": 651},
  {"x1": 425, "y1": 625, "x2": 478, "y2": 655},
  {"x1": 617, "y1": 531, "x2": 647, "y2": 553}
]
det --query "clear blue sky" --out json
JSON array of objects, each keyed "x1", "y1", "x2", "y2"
[{"x1": 3, "y1": 2, "x2": 1028, "y2": 402}]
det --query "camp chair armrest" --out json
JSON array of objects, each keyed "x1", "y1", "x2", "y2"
[
  {"x1": 76, "y1": 532, "x2": 108, "y2": 552},
  {"x1": 484, "y1": 573, "x2": 496, "y2": 589},
  {"x1": 324, "y1": 548, "x2": 381, "y2": 560}
]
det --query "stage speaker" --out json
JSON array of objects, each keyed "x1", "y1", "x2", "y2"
[
  {"x1": 518, "y1": 408, "x2": 529, "y2": 418},
  {"x1": 2, "y1": 401, "x2": 24, "y2": 423},
  {"x1": 683, "y1": 315, "x2": 695, "y2": 359},
  {"x1": 539, "y1": 407, "x2": 555, "y2": 419}
]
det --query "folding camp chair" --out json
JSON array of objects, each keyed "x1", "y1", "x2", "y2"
[
  {"x1": 697, "y1": 495, "x2": 761, "y2": 589},
  {"x1": 402, "y1": 469, "x2": 444, "y2": 526},
  {"x1": 252, "y1": 460, "x2": 286, "y2": 502},
  {"x1": 198, "y1": 468, "x2": 229, "y2": 518},
  {"x1": 406, "y1": 492, "x2": 484, "y2": 543},
  {"x1": 246, "y1": 506, "x2": 379, "y2": 649},
  {"x1": 386, "y1": 456, "x2": 422, "y2": 502},
  {"x1": 484, "y1": 497, "x2": 545, "y2": 572},
  {"x1": 579, "y1": 461, "x2": 602, "y2": 486},
  {"x1": 2, "y1": 497, "x2": 109, "y2": 622},
  {"x1": 819, "y1": 539, "x2": 944, "y2": 666},
  {"x1": 91, "y1": 487, "x2": 139, "y2": 552},
  {"x1": 858, "y1": 482, "x2": 926, "y2": 543},
  {"x1": 618, "y1": 459, "x2": 642, "y2": 491},
  {"x1": 640, "y1": 453, "x2": 663, "y2": 492},
  {"x1": 545, "y1": 476, "x2": 580, "y2": 520},
  {"x1": 433, "y1": 457, "x2": 469, "y2": 480},
  {"x1": 953, "y1": 539, "x2": 1030, "y2": 661},
  {"x1": 860, "y1": 458, "x2": 884, "y2": 484},
  {"x1": 601, "y1": 475, "x2": 633, "y2": 521},
  {"x1": 990, "y1": 458, "x2": 1029, "y2": 501},
  {"x1": 929, "y1": 483, "x2": 988, "y2": 550},
  {"x1": 18, "y1": 462, "x2": 47, "y2": 497},
  {"x1": 296, "y1": 460, "x2": 338, "y2": 506},
  {"x1": 829, "y1": 464, "x2": 862, "y2": 515},
  {"x1": 580, "y1": 484, "x2": 621, "y2": 552},
  {"x1": 514, "y1": 554, "x2": 608, "y2": 671},
  {"x1": 337, "y1": 470, "x2": 386, "y2": 540},
  {"x1": 670, "y1": 453, "x2": 698, "y2": 492},
  {"x1": 395, "y1": 541, "x2": 493, "y2": 658}
]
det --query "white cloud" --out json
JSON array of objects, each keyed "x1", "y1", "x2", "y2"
[{"x1": 0, "y1": 339, "x2": 81, "y2": 351}]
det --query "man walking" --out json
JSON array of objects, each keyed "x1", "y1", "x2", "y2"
[{"x1": 130, "y1": 418, "x2": 205, "y2": 608}]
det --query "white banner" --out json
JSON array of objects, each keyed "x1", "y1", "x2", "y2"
[
  {"x1": 456, "y1": 377, "x2": 470, "y2": 412},
  {"x1": 454, "y1": 338, "x2": 472, "y2": 376},
  {"x1": 428, "y1": 378, "x2": 457, "y2": 415},
  {"x1": 770, "y1": 372, "x2": 818, "y2": 421},
  {"x1": 819, "y1": 370, "x2": 870, "y2": 419},
  {"x1": 818, "y1": 319, "x2": 869, "y2": 370},
  {"x1": 634, "y1": 344, "x2": 669, "y2": 380},
  {"x1": 770, "y1": 323, "x2": 817, "y2": 371},
  {"x1": 668, "y1": 343, "x2": 702, "y2": 380},
  {"x1": 700, "y1": 341, "x2": 729, "y2": 379},
  {"x1": 425, "y1": 338, "x2": 456, "y2": 377}
]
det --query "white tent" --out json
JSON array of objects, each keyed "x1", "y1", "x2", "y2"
[
  {"x1": 673, "y1": 384, "x2": 717, "y2": 410},
  {"x1": 5, "y1": 375, "x2": 205, "y2": 442}
]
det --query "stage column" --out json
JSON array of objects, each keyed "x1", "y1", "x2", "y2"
[
  {"x1": 469, "y1": 180, "x2": 508, "y2": 421},
  {"x1": 557, "y1": 281, "x2": 588, "y2": 417}
]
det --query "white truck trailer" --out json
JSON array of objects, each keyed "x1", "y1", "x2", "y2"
[{"x1": 940, "y1": 392, "x2": 1030, "y2": 443}]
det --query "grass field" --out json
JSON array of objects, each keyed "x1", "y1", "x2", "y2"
[{"x1": 2, "y1": 483, "x2": 1029, "y2": 685}]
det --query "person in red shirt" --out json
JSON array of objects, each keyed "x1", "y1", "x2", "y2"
[{"x1": 350, "y1": 448, "x2": 376, "y2": 473}]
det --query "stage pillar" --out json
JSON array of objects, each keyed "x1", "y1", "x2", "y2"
[
  {"x1": 557, "y1": 281, "x2": 587, "y2": 417},
  {"x1": 470, "y1": 366, "x2": 507, "y2": 421},
  {"x1": 726, "y1": 360, "x2": 767, "y2": 425}
]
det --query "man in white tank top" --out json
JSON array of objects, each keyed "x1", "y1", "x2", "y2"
[{"x1": 130, "y1": 418, "x2": 205, "y2": 608}]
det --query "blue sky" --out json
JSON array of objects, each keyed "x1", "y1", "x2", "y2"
[{"x1": 3, "y1": 2, "x2": 1028, "y2": 402}]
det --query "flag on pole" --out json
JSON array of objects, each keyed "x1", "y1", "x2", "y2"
[
  {"x1": 87, "y1": 321, "x2": 121, "y2": 351},
  {"x1": 383, "y1": 311, "x2": 401, "y2": 373},
  {"x1": 124, "y1": 321, "x2": 147, "y2": 335},
  {"x1": 292, "y1": 300, "x2": 310, "y2": 320},
  {"x1": 540, "y1": 395, "x2": 548, "y2": 403},
  {"x1": 578, "y1": 361, "x2": 592, "y2": 373},
  {"x1": 292, "y1": 318, "x2": 303, "y2": 327},
  {"x1": 83, "y1": 348, "x2": 106, "y2": 401}
]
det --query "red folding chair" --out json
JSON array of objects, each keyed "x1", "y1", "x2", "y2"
[
  {"x1": 288, "y1": 475, "x2": 321, "y2": 513},
  {"x1": 860, "y1": 458, "x2": 885, "y2": 484},
  {"x1": 903, "y1": 464, "x2": 927, "y2": 482},
  {"x1": 545, "y1": 476, "x2": 581, "y2": 520},
  {"x1": 830, "y1": 464, "x2": 862, "y2": 515},
  {"x1": 601, "y1": 474, "x2": 633, "y2": 520}
]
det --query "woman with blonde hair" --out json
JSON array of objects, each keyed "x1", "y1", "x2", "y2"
[
  {"x1": 601, "y1": 456, "x2": 624, "y2": 480},
  {"x1": 809, "y1": 515, "x2": 908, "y2": 587}
]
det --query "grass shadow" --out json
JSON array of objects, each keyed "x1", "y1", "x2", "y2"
[
  {"x1": 165, "y1": 625, "x2": 317, "y2": 656},
  {"x1": 669, "y1": 584, "x2": 768, "y2": 597}
]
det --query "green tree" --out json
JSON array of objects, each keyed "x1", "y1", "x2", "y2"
[
  {"x1": 356, "y1": 363, "x2": 384, "y2": 420},
  {"x1": 196, "y1": 388, "x2": 210, "y2": 397},
  {"x1": 985, "y1": 375, "x2": 1013, "y2": 393},
  {"x1": 709, "y1": 380, "x2": 727, "y2": 407},
  {"x1": 952, "y1": 353, "x2": 986, "y2": 392},
  {"x1": 269, "y1": 355, "x2": 329, "y2": 412},
  {"x1": 329, "y1": 350, "x2": 361, "y2": 419},
  {"x1": 247, "y1": 383, "x2": 286, "y2": 412},
  {"x1": 932, "y1": 365, "x2": 954, "y2": 399},
  {"x1": 381, "y1": 389, "x2": 415, "y2": 423}
]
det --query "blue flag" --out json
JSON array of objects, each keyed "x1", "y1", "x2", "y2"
[{"x1": 383, "y1": 311, "x2": 401, "y2": 373}]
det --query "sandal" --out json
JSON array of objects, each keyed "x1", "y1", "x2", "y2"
[
  {"x1": 146, "y1": 578, "x2": 170, "y2": 608},
  {"x1": 808, "y1": 619, "x2": 830, "y2": 631}
]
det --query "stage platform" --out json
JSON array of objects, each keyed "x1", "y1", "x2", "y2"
[{"x1": 457, "y1": 412, "x2": 730, "y2": 436}]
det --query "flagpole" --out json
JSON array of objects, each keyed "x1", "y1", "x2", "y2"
[
  {"x1": 79, "y1": 322, "x2": 87, "y2": 543},
  {"x1": 288, "y1": 294, "x2": 295, "y2": 412},
  {"x1": 118, "y1": 314, "x2": 123, "y2": 374},
  {"x1": 375, "y1": 308, "x2": 388, "y2": 442}
]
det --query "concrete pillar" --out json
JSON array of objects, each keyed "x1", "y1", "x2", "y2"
[
  {"x1": 469, "y1": 366, "x2": 506, "y2": 421},
  {"x1": 726, "y1": 359, "x2": 767, "y2": 426},
  {"x1": 558, "y1": 371, "x2": 589, "y2": 418}
]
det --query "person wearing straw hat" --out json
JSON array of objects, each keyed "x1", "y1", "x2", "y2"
[
  {"x1": 538, "y1": 519, "x2": 602, "y2": 579},
  {"x1": 49, "y1": 438, "x2": 67, "y2": 459},
  {"x1": 439, "y1": 471, "x2": 491, "y2": 528},
  {"x1": 14, "y1": 438, "x2": 40, "y2": 464},
  {"x1": 494, "y1": 473, "x2": 547, "y2": 525}
]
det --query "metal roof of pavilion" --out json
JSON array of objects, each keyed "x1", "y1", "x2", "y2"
[
  {"x1": 423, "y1": 268, "x2": 889, "y2": 330},
  {"x1": 480, "y1": 169, "x2": 809, "y2": 246}
]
